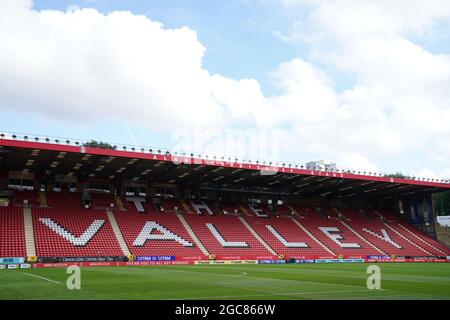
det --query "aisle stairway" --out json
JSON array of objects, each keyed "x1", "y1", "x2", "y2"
[
  {"x1": 23, "y1": 207, "x2": 36, "y2": 257},
  {"x1": 107, "y1": 210, "x2": 131, "y2": 256}
]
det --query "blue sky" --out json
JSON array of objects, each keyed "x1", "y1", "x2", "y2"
[
  {"x1": 1, "y1": 0, "x2": 450, "y2": 178},
  {"x1": 33, "y1": 0, "x2": 300, "y2": 94}
]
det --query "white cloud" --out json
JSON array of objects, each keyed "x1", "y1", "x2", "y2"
[
  {"x1": 417, "y1": 168, "x2": 439, "y2": 179},
  {"x1": 275, "y1": 0, "x2": 450, "y2": 175},
  {"x1": 336, "y1": 153, "x2": 379, "y2": 172},
  {"x1": 0, "y1": 1, "x2": 223, "y2": 130}
]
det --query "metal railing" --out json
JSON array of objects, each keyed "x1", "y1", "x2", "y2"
[{"x1": 1, "y1": 131, "x2": 449, "y2": 184}]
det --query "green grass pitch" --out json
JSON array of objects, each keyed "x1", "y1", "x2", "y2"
[{"x1": 0, "y1": 263, "x2": 449, "y2": 300}]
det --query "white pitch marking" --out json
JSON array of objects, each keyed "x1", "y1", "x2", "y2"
[
  {"x1": 23, "y1": 273, "x2": 60, "y2": 284},
  {"x1": 168, "y1": 289, "x2": 387, "y2": 300}
]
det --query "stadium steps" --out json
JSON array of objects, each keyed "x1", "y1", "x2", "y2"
[
  {"x1": 23, "y1": 207, "x2": 36, "y2": 257},
  {"x1": 176, "y1": 213, "x2": 210, "y2": 256},
  {"x1": 292, "y1": 219, "x2": 336, "y2": 256},
  {"x1": 106, "y1": 210, "x2": 131, "y2": 256},
  {"x1": 340, "y1": 220, "x2": 386, "y2": 255},
  {"x1": 382, "y1": 222, "x2": 432, "y2": 255},
  {"x1": 115, "y1": 196, "x2": 126, "y2": 211},
  {"x1": 180, "y1": 200, "x2": 193, "y2": 214},
  {"x1": 397, "y1": 223, "x2": 447, "y2": 255},
  {"x1": 238, "y1": 216, "x2": 278, "y2": 256},
  {"x1": 287, "y1": 205, "x2": 302, "y2": 218},
  {"x1": 239, "y1": 204, "x2": 252, "y2": 217},
  {"x1": 39, "y1": 191, "x2": 48, "y2": 208}
]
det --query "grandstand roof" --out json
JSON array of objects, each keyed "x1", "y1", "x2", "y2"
[{"x1": 1, "y1": 137, "x2": 449, "y2": 200}]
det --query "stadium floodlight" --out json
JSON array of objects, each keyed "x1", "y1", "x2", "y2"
[
  {"x1": 45, "y1": 137, "x2": 49, "y2": 143},
  {"x1": 24, "y1": 135, "x2": 28, "y2": 141},
  {"x1": 35, "y1": 137, "x2": 39, "y2": 142},
  {"x1": 66, "y1": 140, "x2": 70, "y2": 145},
  {"x1": 55, "y1": 139, "x2": 59, "y2": 144},
  {"x1": 12, "y1": 134, "x2": 17, "y2": 140},
  {"x1": 157, "y1": 150, "x2": 161, "y2": 154},
  {"x1": 149, "y1": 149, "x2": 153, "y2": 153},
  {"x1": 0, "y1": 133, "x2": 4, "y2": 139}
]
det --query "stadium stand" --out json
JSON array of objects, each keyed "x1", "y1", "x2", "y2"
[
  {"x1": 245, "y1": 216, "x2": 333, "y2": 258},
  {"x1": 184, "y1": 214, "x2": 275, "y2": 259},
  {"x1": 293, "y1": 207, "x2": 382, "y2": 256},
  {"x1": 337, "y1": 208, "x2": 429, "y2": 256},
  {"x1": 114, "y1": 209, "x2": 206, "y2": 259},
  {"x1": 91, "y1": 193, "x2": 117, "y2": 209},
  {"x1": 0, "y1": 135, "x2": 449, "y2": 263},
  {"x1": 31, "y1": 192, "x2": 123, "y2": 257},
  {"x1": 0, "y1": 206, "x2": 27, "y2": 258},
  {"x1": 13, "y1": 190, "x2": 39, "y2": 207},
  {"x1": 1, "y1": 193, "x2": 450, "y2": 259}
]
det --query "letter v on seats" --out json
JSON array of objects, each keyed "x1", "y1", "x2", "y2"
[{"x1": 39, "y1": 218, "x2": 105, "y2": 246}]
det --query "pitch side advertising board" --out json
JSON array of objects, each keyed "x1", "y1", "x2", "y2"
[
  {"x1": 136, "y1": 256, "x2": 176, "y2": 262},
  {"x1": 295, "y1": 259, "x2": 315, "y2": 264},
  {"x1": 0, "y1": 257, "x2": 25, "y2": 264},
  {"x1": 32, "y1": 260, "x2": 194, "y2": 268},
  {"x1": 194, "y1": 260, "x2": 259, "y2": 265},
  {"x1": 37, "y1": 256, "x2": 127, "y2": 263},
  {"x1": 258, "y1": 260, "x2": 286, "y2": 264},
  {"x1": 315, "y1": 259, "x2": 365, "y2": 263},
  {"x1": 366, "y1": 255, "x2": 392, "y2": 262}
]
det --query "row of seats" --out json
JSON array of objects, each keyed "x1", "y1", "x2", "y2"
[
  {"x1": 114, "y1": 208, "x2": 205, "y2": 259},
  {"x1": 0, "y1": 207, "x2": 26, "y2": 258},
  {"x1": 32, "y1": 207, "x2": 123, "y2": 257}
]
